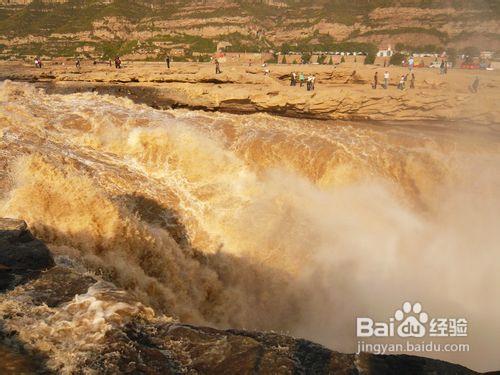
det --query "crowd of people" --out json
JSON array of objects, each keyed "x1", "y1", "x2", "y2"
[
  {"x1": 372, "y1": 70, "x2": 416, "y2": 90},
  {"x1": 290, "y1": 72, "x2": 316, "y2": 91},
  {"x1": 32, "y1": 55, "x2": 481, "y2": 93}
]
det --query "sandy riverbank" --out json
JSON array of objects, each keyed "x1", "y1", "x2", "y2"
[{"x1": 1, "y1": 60, "x2": 499, "y2": 125}]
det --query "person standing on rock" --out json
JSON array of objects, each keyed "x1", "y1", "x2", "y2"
[
  {"x1": 398, "y1": 75, "x2": 405, "y2": 90},
  {"x1": 409, "y1": 56, "x2": 414, "y2": 71},
  {"x1": 299, "y1": 72, "x2": 305, "y2": 87},
  {"x1": 469, "y1": 76, "x2": 479, "y2": 93},
  {"x1": 311, "y1": 74, "x2": 316, "y2": 90},
  {"x1": 166, "y1": 55, "x2": 171, "y2": 69},
  {"x1": 383, "y1": 70, "x2": 389, "y2": 89},
  {"x1": 372, "y1": 71, "x2": 378, "y2": 89},
  {"x1": 75, "y1": 58, "x2": 81, "y2": 71},
  {"x1": 215, "y1": 59, "x2": 221, "y2": 74},
  {"x1": 290, "y1": 72, "x2": 297, "y2": 86}
]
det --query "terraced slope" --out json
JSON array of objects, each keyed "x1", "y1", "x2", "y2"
[{"x1": 0, "y1": 0, "x2": 499, "y2": 59}]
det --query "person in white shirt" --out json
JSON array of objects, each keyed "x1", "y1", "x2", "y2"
[
  {"x1": 383, "y1": 71, "x2": 390, "y2": 89},
  {"x1": 398, "y1": 75, "x2": 405, "y2": 90},
  {"x1": 408, "y1": 56, "x2": 414, "y2": 71}
]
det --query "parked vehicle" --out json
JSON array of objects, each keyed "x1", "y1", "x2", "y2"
[
  {"x1": 428, "y1": 61, "x2": 453, "y2": 69},
  {"x1": 461, "y1": 62, "x2": 480, "y2": 69}
]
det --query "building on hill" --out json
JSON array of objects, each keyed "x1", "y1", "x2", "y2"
[
  {"x1": 480, "y1": 51, "x2": 494, "y2": 59},
  {"x1": 170, "y1": 48, "x2": 185, "y2": 57},
  {"x1": 75, "y1": 45, "x2": 95, "y2": 53},
  {"x1": 377, "y1": 45, "x2": 393, "y2": 57},
  {"x1": 217, "y1": 42, "x2": 232, "y2": 52}
]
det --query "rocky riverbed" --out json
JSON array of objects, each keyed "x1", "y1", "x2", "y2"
[{"x1": 1, "y1": 61, "x2": 499, "y2": 125}]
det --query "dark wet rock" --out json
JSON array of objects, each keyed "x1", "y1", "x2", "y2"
[
  {"x1": 0, "y1": 342, "x2": 54, "y2": 375},
  {"x1": 85, "y1": 320, "x2": 482, "y2": 375},
  {"x1": 365, "y1": 353, "x2": 478, "y2": 374},
  {"x1": 0, "y1": 218, "x2": 54, "y2": 292},
  {"x1": 11, "y1": 266, "x2": 96, "y2": 308}
]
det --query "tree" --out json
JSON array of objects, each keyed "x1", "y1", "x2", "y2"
[
  {"x1": 281, "y1": 43, "x2": 292, "y2": 54},
  {"x1": 340, "y1": 55, "x2": 345, "y2": 63},
  {"x1": 281, "y1": 54, "x2": 287, "y2": 64},
  {"x1": 328, "y1": 56, "x2": 333, "y2": 65},
  {"x1": 364, "y1": 53, "x2": 375, "y2": 65},
  {"x1": 389, "y1": 52, "x2": 404, "y2": 66},
  {"x1": 461, "y1": 46, "x2": 480, "y2": 57},
  {"x1": 395, "y1": 42, "x2": 406, "y2": 52},
  {"x1": 446, "y1": 47, "x2": 457, "y2": 65},
  {"x1": 301, "y1": 52, "x2": 311, "y2": 64}
]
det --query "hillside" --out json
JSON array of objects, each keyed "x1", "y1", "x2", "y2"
[{"x1": 0, "y1": 0, "x2": 499, "y2": 60}]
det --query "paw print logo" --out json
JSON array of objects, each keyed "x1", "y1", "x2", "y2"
[{"x1": 395, "y1": 302, "x2": 428, "y2": 338}]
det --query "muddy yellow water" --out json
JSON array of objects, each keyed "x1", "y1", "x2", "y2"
[{"x1": 0, "y1": 80, "x2": 499, "y2": 372}]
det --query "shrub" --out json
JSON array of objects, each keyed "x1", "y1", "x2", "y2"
[
  {"x1": 389, "y1": 52, "x2": 405, "y2": 66},
  {"x1": 301, "y1": 52, "x2": 311, "y2": 64},
  {"x1": 460, "y1": 46, "x2": 480, "y2": 57},
  {"x1": 364, "y1": 53, "x2": 375, "y2": 65},
  {"x1": 446, "y1": 47, "x2": 457, "y2": 65}
]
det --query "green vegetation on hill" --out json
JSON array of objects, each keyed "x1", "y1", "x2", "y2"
[
  {"x1": 361, "y1": 27, "x2": 448, "y2": 41},
  {"x1": 149, "y1": 34, "x2": 216, "y2": 53},
  {"x1": 1, "y1": 0, "x2": 498, "y2": 37},
  {"x1": 98, "y1": 40, "x2": 138, "y2": 59},
  {"x1": 395, "y1": 43, "x2": 442, "y2": 53},
  {"x1": 0, "y1": 0, "x2": 498, "y2": 59},
  {"x1": 283, "y1": 34, "x2": 377, "y2": 56},
  {"x1": 223, "y1": 32, "x2": 269, "y2": 53},
  {"x1": 0, "y1": 0, "x2": 159, "y2": 36}
]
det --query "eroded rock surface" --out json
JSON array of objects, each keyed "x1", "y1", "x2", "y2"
[
  {"x1": 2, "y1": 61, "x2": 499, "y2": 125},
  {"x1": 0, "y1": 218, "x2": 54, "y2": 292}
]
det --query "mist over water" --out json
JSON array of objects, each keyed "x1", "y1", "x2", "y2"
[{"x1": 0, "y1": 81, "x2": 499, "y2": 371}]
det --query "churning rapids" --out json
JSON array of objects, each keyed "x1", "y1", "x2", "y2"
[{"x1": 0, "y1": 80, "x2": 499, "y2": 372}]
